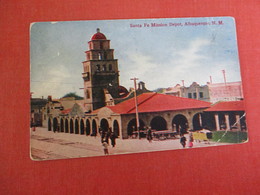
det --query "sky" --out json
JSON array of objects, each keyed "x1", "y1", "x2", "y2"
[{"x1": 30, "y1": 17, "x2": 241, "y2": 99}]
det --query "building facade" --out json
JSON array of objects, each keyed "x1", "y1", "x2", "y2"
[{"x1": 208, "y1": 81, "x2": 243, "y2": 103}]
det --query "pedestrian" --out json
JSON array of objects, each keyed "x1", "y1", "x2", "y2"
[
  {"x1": 101, "y1": 130, "x2": 106, "y2": 143},
  {"x1": 180, "y1": 135, "x2": 187, "y2": 148},
  {"x1": 110, "y1": 132, "x2": 116, "y2": 147},
  {"x1": 32, "y1": 125, "x2": 36, "y2": 132},
  {"x1": 188, "y1": 131, "x2": 193, "y2": 148},
  {"x1": 102, "y1": 141, "x2": 109, "y2": 155},
  {"x1": 188, "y1": 140, "x2": 193, "y2": 148},
  {"x1": 104, "y1": 128, "x2": 111, "y2": 144},
  {"x1": 147, "y1": 127, "x2": 153, "y2": 143}
]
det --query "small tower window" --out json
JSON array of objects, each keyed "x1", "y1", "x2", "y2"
[
  {"x1": 98, "y1": 52, "x2": 102, "y2": 60},
  {"x1": 96, "y1": 64, "x2": 100, "y2": 71},
  {"x1": 109, "y1": 64, "x2": 112, "y2": 71},
  {"x1": 102, "y1": 65, "x2": 107, "y2": 71},
  {"x1": 86, "y1": 89, "x2": 90, "y2": 99}
]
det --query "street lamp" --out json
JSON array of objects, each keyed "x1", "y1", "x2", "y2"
[{"x1": 130, "y1": 77, "x2": 140, "y2": 139}]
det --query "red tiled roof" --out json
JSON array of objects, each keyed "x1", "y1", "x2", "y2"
[
  {"x1": 91, "y1": 32, "x2": 107, "y2": 40},
  {"x1": 205, "y1": 101, "x2": 244, "y2": 112},
  {"x1": 105, "y1": 92, "x2": 211, "y2": 114}
]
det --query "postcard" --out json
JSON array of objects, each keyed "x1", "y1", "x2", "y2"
[{"x1": 30, "y1": 17, "x2": 247, "y2": 160}]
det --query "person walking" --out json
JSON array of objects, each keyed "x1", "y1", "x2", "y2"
[
  {"x1": 180, "y1": 135, "x2": 187, "y2": 148},
  {"x1": 102, "y1": 141, "x2": 109, "y2": 155},
  {"x1": 147, "y1": 127, "x2": 153, "y2": 143},
  {"x1": 188, "y1": 132, "x2": 194, "y2": 148},
  {"x1": 110, "y1": 132, "x2": 116, "y2": 147}
]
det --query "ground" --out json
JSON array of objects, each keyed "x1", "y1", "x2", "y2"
[{"x1": 30, "y1": 127, "x2": 231, "y2": 161}]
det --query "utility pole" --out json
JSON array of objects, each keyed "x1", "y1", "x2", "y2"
[
  {"x1": 130, "y1": 77, "x2": 140, "y2": 139},
  {"x1": 222, "y1": 70, "x2": 227, "y2": 86}
]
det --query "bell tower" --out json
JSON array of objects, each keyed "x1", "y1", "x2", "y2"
[{"x1": 82, "y1": 29, "x2": 120, "y2": 112}]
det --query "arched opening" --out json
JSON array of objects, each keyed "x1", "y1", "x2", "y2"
[
  {"x1": 172, "y1": 114, "x2": 188, "y2": 134},
  {"x1": 65, "y1": 119, "x2": 69, "y2": 133},
  {"x1": 109, "y1": 64, "x2": 112, "y2": 71},
  {"x1": 53, "y1": 118, "x2": 58, "y2": 132},
  {"x1": 201, "y1": 112, "x2": 216, "y2": 130},
  {"x1": 80, "y1": 119, "x2": 84, "y2": 135},
  {"x1": 113, "y1": 120, "x2": 120, "y2": 137},
  {"x1": 192, "y1": 113, "x2": 204, "y2": 130},
  {"x1": 127, "y1": 118, "x2": 145, "y2": 136},
  {"x1": 86, "y1": 119, "x2": 91, "y2": 135},
  {"x1": 218, "y1": 113, "x2": 226, "y2": 130},
  {"x1": 100, "y1": 119, "x2": 109, "y2": 132},
  {"x1": 48, "y1": 118, "x2": 52, "y2": 131},
  {"x1": 228, "y1": 113, "x2": 235, "y2": 130},
  {"x1": 92, "y1": 120, "x2": 97, "y2": 136},
  {"x1": 70, "y1": 119, "x2": 74, "y2": 133},
  {"x1": 75, "y1": 119, "x2": 79, "y2": 134},
  {"x1": 60, "y1": 118, "x2": 64, "y2": 132},
  {"x1": 150, "y1": 116, "x2": 167, "y2": 131}
]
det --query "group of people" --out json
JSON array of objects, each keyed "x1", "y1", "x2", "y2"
[{"x1": 100, "y1": 128, "x2": 117, "y2": 155}]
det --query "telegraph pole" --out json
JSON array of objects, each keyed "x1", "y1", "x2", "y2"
[
  {"x1": 222, "y1": 70, "x2": 227, "y2": 86},
  {"x1": 130, "y1": 77, "x2": 140, "y2": 139}
]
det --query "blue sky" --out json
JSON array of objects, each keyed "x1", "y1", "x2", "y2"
[{"x1": 30, "y1": 17, "x2": 241, "y2": 99}]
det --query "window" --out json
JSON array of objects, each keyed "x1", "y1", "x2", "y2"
[
  {"x1": 102, "y1": 64, "x2": 107, "y2": 71},
  {"x1": 98, "y1": 52, "x2": 102, "y2": 60},
  {"x1": 86, "y1": 90, "x2": 90, "y2": 99},
  {"x1": 199, "y1": 92, "x2": 203, "y2": 98},
  {"x1": 96, "y1": 64, "x2": 100, "y2": 71},
  {"x1": 109, "y1": 64, "x2": 112, "y2": 71},
  {"x1": 188, "y1": 93, "x2": 192, "y2": 98},
  {"x1": 193, "y1": 92, "x2": 197, "y2": 99}
]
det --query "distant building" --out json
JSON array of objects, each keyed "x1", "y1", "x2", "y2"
[
  {"x1": 163, "y1": 82, "x2": 210, "y2": 102},
  {"x1": 163, "y1": 81, "x2": 243, "y2": 104},
  {"x1": 182, "y1": 82, "x2": 210, "y2": 102},
  {"x1": 30, "y1": 97, "x2": 48, "y2": 126},
  {"x1": 163, "y1": 84, "x2": 182, "y2": 97},
  {"x1": 208, "y1": 81, "x2": 243, "y2": 103}
]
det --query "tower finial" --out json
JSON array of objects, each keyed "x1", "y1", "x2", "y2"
[{"x1": 96, "y1": 28, "x2": 100, "y2": 33}]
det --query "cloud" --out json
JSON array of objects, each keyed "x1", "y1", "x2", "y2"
[{"x1": 31, "y1": 64, "x2": 74, "y2": 98}]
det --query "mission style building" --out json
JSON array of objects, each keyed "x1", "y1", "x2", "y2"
[{"x1": 42, "y1": 29, "x2": 246, "y2": 139}]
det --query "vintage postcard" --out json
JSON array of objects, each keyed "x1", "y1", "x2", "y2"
[{"x1": 30, "y1": 17, "x2": 247, "y2": 160}]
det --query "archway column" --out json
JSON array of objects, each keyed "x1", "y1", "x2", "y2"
[
  {"x1": 236, "y1": 115, "x2": 241, "y2": 131},
  {"x1": 225, "y1": 114, "x2": 230, "y2": 130},
  {"x1": 214, "y1": 114, "x2": 220, "y2": 130},
  {"x1": 199, "y1": 114, "x2": 202, "y2": 127}
]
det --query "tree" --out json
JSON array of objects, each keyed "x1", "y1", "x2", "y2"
[{"x1": 62, "y1": 92, "x2": 83, "y2": 100}]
